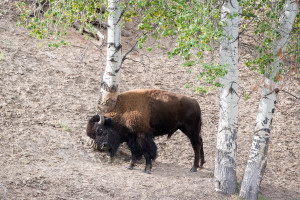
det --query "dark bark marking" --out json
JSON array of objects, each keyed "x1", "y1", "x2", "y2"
[
  {"x1": 263, "y1": 117, "x2": 269, "y2": 125},
  {"x1": 107, "y1": 72, "x2": 116, "y2": 76},
  {"x1": 99, "y1": 98, "x2": 117, "y2": 108},
  {"x1": 216, "y1": 149, "x2": 236, "y2": 165},
  {"x1": 232, "y1": 129, "x2": 237, "y2": 141},
  {"x1": 107, "y1": 42, "x2": 122, "y2": 72},
  {"x1": 107, "y1": 43, "x2": 122, "y2": 53},
  {"x1": 271, "y1": 108, "x2": 275, "y2": 113},
  {"x1": 254, "y1": 140, "x2": 260, "y2": 149},
  {"x1": 114, "y1": 66, "x2": 122, "y2": 73},
  {"x1": 227, "y1": 142, "x2": 232, "y2": 149},
  {"x1": 108, "y1": 57, "x2": 117, "y2": 63},
  {"x1": 259, "y1": 160, "x2": 267, "y2": 186},
  {"x1": 226, "y1": 81, "x2": 238, "y2": 97},
  {"x1": 254, "y1": 128, "x2": 270, "y2": 134},
  {"x1": 101, "y1": 81, "x2": 119, "y2": 93},
  {"x1": 116, "y1": 8, "x2": 126, "y2": 24},
  {"x1": 219, "y1": 127, "x2": 232, "y2": 133}
]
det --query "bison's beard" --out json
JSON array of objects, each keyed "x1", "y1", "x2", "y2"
[{"x1": 95, "y1": 127, "x2": 121, "y2": 157}]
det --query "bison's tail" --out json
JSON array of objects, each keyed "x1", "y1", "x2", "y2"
[
  {"x1": 197, "y1": 104, "x2": 203, "y2": 136},
  {"x1": 199, "y1": 113, "x2": 203, "y2": 135}
]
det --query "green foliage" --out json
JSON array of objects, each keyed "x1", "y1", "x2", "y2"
[
  {"x1": 240, "y1": 0, "x2": 299, "y2": 79},
  {"x1": 184, "y1": 83, "x2": 190, "y2": 88},
  {"x1": 195, "y1": 86, "x2": 207, "y2": 94},
  {"x1": 16, "y1": 0, "x2": 299, "y2": 93},
  {"x1": 127, "y1": 0, "x2": 227, "y2": 93},
  {"x1": 16, "y1": 0, "x2": 107, "y2": 45},
  {"x1": 15, "y1": 0, "x2": 230, "y2": 93},
  {"x1": 130, "y1": 0, "x2": 299, "y2": 92},
  {"x1": 0, "y1": 51, "x2": 5, "y2": 60},
  {"x1": 58, "y1": 121, "x2": 71, "y2": 132}
]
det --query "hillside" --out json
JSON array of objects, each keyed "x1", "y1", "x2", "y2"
[{"x1": 0, "y1": 2, "x2": 299, "y2": 199}]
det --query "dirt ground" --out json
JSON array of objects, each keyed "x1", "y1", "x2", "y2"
[{"x1": 0, "y1": 2, "x2": 299, "y2": 200}]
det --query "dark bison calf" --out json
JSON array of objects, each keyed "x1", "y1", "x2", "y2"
[{"x1": 87, "y1": 89, "x2": 205, "y2": 173}]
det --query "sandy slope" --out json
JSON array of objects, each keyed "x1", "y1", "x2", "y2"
[{"x1": 0, "y1": 3, "x2": 299, "y2": 200}]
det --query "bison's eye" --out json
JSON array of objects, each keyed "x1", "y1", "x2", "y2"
[{"x1": 97, "y1": 128, "x2": 104, "y2": 135}]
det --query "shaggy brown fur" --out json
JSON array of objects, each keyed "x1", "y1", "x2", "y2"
[{"x1": 87, "y1": 89, "x2": 205, "y2": 173}]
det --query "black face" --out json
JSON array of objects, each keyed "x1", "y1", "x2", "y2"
[
  {"x1": 86, "y1": 115, "x2": 101, "y2": 139},
  {"x1": 95, "y1": 124, "x2": 121, "y2": 157}
]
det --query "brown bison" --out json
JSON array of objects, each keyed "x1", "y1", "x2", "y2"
[{"x1": 86, "y1": 89, "x2": 205, "y2": 173}]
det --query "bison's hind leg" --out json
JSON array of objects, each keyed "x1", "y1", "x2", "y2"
[
  {"x1": 189, "y1": 137, "x2": 201, "y2": 172},
  {"x1": 180, "y1": 127, "x2": 205, "y2": 172},
  {"x1": 189, "y1": 136, "x2": 205, "y2": 172}
]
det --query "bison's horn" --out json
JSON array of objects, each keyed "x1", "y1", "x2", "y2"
[{"x1": 95, "y1": 110, "x2": 105, "y2": 125}]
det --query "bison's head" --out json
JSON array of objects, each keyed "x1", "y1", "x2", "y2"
[
  {"x1": 95, "y1": 123, "x2": 121, "y2": 157},
  {"x1": 86, "y1": 115, "x2": 100, "y2": 139},
  {"x1": 87, "y1": 114, "x2": 121, "y2": 157}
]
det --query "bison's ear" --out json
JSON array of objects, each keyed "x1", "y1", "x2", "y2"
[{"x1": 104, "y1": 117, "x2": 111, "y2": 125}]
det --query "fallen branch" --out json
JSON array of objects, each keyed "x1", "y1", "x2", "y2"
[
  {"x1": 70, "y1": 44, "x2": 85, "y2": 49},
  {"x1": 80, "y1": 42, "x2": 90, "y2": 63},
  {"x1": 92, "y1": 19, "x2": 109, "y2": 29},
  {"x1": 72, "y1": 21, "x2": 105, "y2": 41},
  {"x1": 281, "y1": 89, "x2": 300, "y2": 100}
]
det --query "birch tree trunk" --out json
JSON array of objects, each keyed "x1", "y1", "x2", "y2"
[
  {"x1": 239, "y1": 1, "x2": 298, "y2": 199},
  {"x1": 97, "y1": 0, "x2": 122, "y2": 113},
  {"x1": 214, "y1": 0, "x2": 240, "y2": 195}
]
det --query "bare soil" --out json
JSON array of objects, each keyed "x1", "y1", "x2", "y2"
[{"x1": 0, "y1": 2, "x2": 299, "y2": 200}]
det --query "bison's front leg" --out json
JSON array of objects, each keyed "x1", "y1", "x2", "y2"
[
  {"x1": 126, "y1": 154, "x2": 137, "y2": 170},
  {"x1": 126, "y1": 135, "x2": 143, "y2": 170},
  {"x1": 144, "y1": 153, "x2": 153, "y2": 174}
]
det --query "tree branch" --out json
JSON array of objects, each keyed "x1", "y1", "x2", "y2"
[
  {"x1": 121, "y1": 24, "x2": 159, "y2": 65},
  {"x1": 72, "y1": 21, "x2": 105, "y2": 40},
  {"x1": 121, "y1": 40, "x2": 138, "y2": 65},
  {"x1": 281, "y1": 89, "x2": 300, "y2": 100}
]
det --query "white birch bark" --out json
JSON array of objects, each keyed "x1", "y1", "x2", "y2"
[
  {"x1": 97, "y1": 0, "x2": 122, "y2": 113},
  {"x1": 214, "y1": 0, "x2": 240, "y2": 195},
  {"x1": 239, "y1": 1, "x2": 298, "y2": 199}
]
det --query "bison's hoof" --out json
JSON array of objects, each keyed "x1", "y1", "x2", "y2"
[
  {"x1": 126, "y1": 166, "x2": 134, "y2": 170},
  {"x1": 144, "y1": 169, "x2": 151, "y2": 174},
  {"x1": 190, "y1": 167, "x2": 197, "y2": 172}
]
